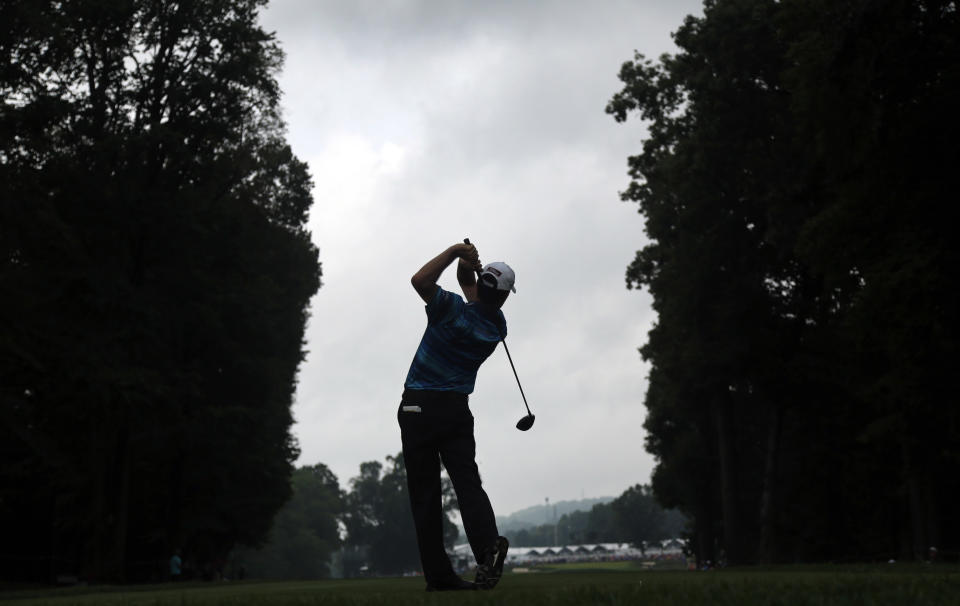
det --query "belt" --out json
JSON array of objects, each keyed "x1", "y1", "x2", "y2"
[{"x1": 401, "y1": 389, "x2": 469, "y2": 405}]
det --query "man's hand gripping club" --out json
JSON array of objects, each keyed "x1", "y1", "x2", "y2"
[{"x1": 411, "y1": 242, "x2": 482, "y2": 304}]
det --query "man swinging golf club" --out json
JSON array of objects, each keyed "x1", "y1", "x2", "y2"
[{"x1": 398, "y1": 240, "x2": 513, "y2": 591}]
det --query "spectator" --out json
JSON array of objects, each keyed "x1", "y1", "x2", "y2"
[{"x1": 170, "y1": 549, "x2": 182, "y2": 581}]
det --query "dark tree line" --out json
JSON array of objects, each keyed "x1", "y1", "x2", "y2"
[
  {"x1": 339, "y1": 453, "x2": 458, "y2": 577},
  {"x1": 507, "y1": 484, "x2": 686, "y2": 549},
  {"x1": 1, "y1": 0, "x2": 319, "y2": 583},
  {"x1": 235, "y1": 462, "x2": 681, "y2": 578},
  {"x1": 608, "y1": 0, "x2": 958, "y2": 564},
  {"x1": 231, "y1": 454, "x2": 459, "y2": 579},
  {"x1": 229, "y1": 464, "x2": 344, "y2": 580}
]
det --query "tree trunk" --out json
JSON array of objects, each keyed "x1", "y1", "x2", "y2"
[
  {"x1": 713, "y1": 397, "x2": 741, "y2": 564},
  {"x1": 903, "y1": 443, "x2": 940, "y2": 562},
  {"x1": 694, "y1": 501, "x2": 716, "y2": 567},
  {"x1": 106, "y1": 409, "x2": 132, "y2": 581},
  {"x1": 758, "y1": 403, "x2": 782, "y2": 564},
  {"x1": 85, "y1": 418, "x2": 106, "y2": 583}
]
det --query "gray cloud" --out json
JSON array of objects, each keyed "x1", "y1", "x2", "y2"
[{"x1": 260, "y1": 0, "x2": 702, "y2": 515}]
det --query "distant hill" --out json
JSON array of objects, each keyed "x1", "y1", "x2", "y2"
[{"x1": 495, "y1": 497, "x2": 614, "y2": 533}]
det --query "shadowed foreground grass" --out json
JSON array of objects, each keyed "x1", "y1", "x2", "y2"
[{"x1": 3, "y1": 565, "x2": 959, "y2": 605}]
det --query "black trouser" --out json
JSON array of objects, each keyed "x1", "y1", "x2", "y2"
[{"x1": 398, "y1": 389, "x2": 499, "y2": 583}]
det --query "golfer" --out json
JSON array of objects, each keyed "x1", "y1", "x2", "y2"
[{"x1": 399, "y1": 241, "x2": 513, "y2": 591}]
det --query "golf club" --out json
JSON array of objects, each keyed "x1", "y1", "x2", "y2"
[{"x1": 464, "y1": 238, "x2": 535, "y2": 431}]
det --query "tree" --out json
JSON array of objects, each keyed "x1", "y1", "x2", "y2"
[
  {"x1": 0, "y1": 0, "x2": 320, "y2": 582},
  {"x1": 231, "y1": 464, "x2": 344, "y2": 580},
  {"x1": 608, "y1": 0, "x2": 806, "y2": 564},
  {"x1": 781, "y1": 0, "x2": 960, "y2": 561},
  {"x1": 341, "y1": 453, "x2": 459, "y2": 576},
  {"x1": 611, "y1": 485, "x2": 664, "y2": 548},
  {"x1": 505, "y1": 485, "x2": 685, "y2": 548},
  {"x1": 608, "y1": 0, "x2": 959, "y2": 564}
]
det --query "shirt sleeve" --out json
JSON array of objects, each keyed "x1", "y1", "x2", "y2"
[{"x1": 425, "y1": 287, "x2": 463, "y2": 325}]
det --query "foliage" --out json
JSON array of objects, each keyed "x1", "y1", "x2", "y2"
[
  {"x1": 609, "y1": 0, "x2": 959, "y2": 564},
  {"x1": 341, "y1": 453, "x2": 459, "y2": 577},
  {"x1": 507, "y1": 484, "x2": 686, "y2": 547},
  {"x1": 496, "y1": 497, "x2": 615, "y2": 532},
  {"x1": 611, "y1": 484, "x2": 685, "y2": 549},
  {"x1": 230, "y1": 465, "x2": 344, "y2": 580},
  {"x1": 0, "y1": 0, "x2": 320, "y2": 583}
]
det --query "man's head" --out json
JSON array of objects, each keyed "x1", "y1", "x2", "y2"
[{"x1": 477, "y1": 261, "x2": 516, "y2": 308}]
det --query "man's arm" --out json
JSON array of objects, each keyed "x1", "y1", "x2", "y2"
[
  {"x1": 457, "y1": 258, "x2": 479, "y2": 302},
  {"x1": 411, "y1": 243, "x2": 481, "y2": 303}
]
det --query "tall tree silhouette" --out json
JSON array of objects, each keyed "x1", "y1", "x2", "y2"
[
  {"x1": 1, "y1": 0, "x2": 320, "y2": 582},
  {"x1": 609, "y1": 0, "x2": 959, "y2": 564}
]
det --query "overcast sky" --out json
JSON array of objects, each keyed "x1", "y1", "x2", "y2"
[{"x1": 258, "y1": 0, "x2": 704, "y2": 517}]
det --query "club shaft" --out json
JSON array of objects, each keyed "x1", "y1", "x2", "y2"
[
  {"x1": 464, "y1": 238, "x2": 532, "y2": 418},
  {"x1": 501, "y1": 339, "x2": 531, "y2": 416}
]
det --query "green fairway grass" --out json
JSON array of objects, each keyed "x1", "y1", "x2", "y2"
[{"x1": 3, "y1": 566, "x2": 959, "y2": 606}]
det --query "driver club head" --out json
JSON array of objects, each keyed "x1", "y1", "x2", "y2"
[{"x1": 516, "y1": 414, "x2": 535, "y2": 431}]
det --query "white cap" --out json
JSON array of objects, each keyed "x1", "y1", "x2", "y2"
[{"x1": 480, "y1": 262, "x2": 516, "y2": 293}]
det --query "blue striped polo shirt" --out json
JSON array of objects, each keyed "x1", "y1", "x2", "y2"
[{"x1": 404, "y1": 287, "x2": 507, "y2": 394}]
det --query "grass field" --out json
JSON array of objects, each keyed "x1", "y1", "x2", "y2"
[{"x1": 3, "y1": 564, "x2": 959, "y2": 605}]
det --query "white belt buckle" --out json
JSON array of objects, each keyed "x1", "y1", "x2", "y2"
[{"x1": 402, "y1": 405, "x2": 422, "y2": 413}]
